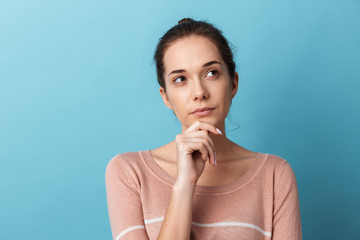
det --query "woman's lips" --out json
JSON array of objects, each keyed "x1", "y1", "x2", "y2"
[{"x1": 191, "y1": 108, "x2": 215, "y2": 116}]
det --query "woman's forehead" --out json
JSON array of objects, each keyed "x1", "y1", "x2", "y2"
[{"x1": 163, "y1": 35, "x2": 223, "y2": 74}]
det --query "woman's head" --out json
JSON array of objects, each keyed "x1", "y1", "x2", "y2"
[
  {"x1": 154, "y1": 18, "x2": 236, "y2": 92},
  {"x1": 154, "y1": 18, "x2": 238, "y2": 130}
]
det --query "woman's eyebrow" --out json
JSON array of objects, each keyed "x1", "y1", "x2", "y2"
[
  {"x1": 202, "y1": 60, "x2": 221, "y2": 68},
  {"x1": 168, "y1": 60, "x2": 221, "y2": 77}
]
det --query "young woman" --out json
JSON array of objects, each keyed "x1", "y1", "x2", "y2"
[{"x1": 105, "y1": 18, "x2": 302, "y2": 240}]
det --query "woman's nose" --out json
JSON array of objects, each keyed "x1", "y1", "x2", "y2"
[{"x1": 192, "y1": 78, "x2": 209, "y2": 101}]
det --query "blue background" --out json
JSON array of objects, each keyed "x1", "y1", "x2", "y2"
[{"x1": 1, "y1": 0, "x2": 359, "y2": 239}]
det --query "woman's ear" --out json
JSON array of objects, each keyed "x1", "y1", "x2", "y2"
[
  {"x1": 231, "y1": 72, "x2": 239, "y2": 99},
  {"x1": 159, "y1": 86, "x2": 173, "y2": 110}
]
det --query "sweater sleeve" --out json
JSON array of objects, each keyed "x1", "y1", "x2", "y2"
[
  {"x1": 105, "y1": 154, "x2": 150, "y2": 240},
  {"x1": 272, "y1": 160, "x2": 302, "y2": 240}
]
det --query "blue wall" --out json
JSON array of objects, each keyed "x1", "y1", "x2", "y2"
[{"x1": 1, "y1": 0, "x2": 359, "y2": 239}]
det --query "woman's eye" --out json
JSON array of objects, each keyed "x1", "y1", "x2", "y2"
[
  {"x1": 206, "y1": 70, "x2": 218, "y2": 77},
  {"x1": 174, "y1": 76, "x2": 185, "y2": 83}
]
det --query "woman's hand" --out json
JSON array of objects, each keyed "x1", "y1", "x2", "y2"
[
  {"x1": 157, "y1": 121, "x2": 222, "y2": 240},
  {"x1": 175, "y1": 120, "x2": 222, "y2": 185}
]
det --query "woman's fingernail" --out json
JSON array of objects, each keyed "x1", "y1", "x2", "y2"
[
  {"x1": 214, "y1": 152, "x2": 217, "y2": 166},
  {"x1": 216, "y1": 128, "x2": 222, "y2": 135}
]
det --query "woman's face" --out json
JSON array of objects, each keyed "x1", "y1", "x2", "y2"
[{"x1": 160, "y1": 35, "x2": 238, "y2": 130}]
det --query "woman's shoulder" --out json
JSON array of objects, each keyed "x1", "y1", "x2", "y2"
[
  {"x1": 110, "y1": 151, "x2": 144, "y2": 161},
  {"x1": 105, "y1": 150, "x2": 148, "y2": 175},
  {"x1": 105, "y1": 151, "x2": 150, "y2": 193},
  {"x1": 261, "y1": 152, "x2": 297, "y2": 182},
  {"x1": 263, "y1": 152, "x2": 288, "y2": 166}
]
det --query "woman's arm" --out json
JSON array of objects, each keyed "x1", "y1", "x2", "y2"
[
  {"x1": 156, "y1": 121, "x2": 221, "y2": 240},
  {"x1": 272, "y1": 160, "x2": 302, "y2": 240},
  {"x1": 156, "y1": 181, "x2": 196, "y2": 239},
  {"x1": 105, "y1": 155, "x2": 150, "y2": 240}
]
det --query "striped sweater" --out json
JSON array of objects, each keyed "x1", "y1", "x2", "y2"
[{"x1": 105, "y1": 150, "x2": 302, "y2": 239}]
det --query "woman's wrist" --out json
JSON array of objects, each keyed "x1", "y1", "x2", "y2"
[{"x1": 173, "y1": 179, "x2": 197, "y2": 194}]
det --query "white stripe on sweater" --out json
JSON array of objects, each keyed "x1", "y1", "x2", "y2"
[
  {"x1": 115, "y1": 225, "x2": 145, "y2": 240},
  {"x1": 191, "y1": 221, "x2": 272, "y2": 237},
  {"x1": 115, "y1": 216, "x2": 272, "y2": 239}
]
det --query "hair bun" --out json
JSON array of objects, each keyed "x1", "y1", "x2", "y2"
[{"x1": 178, "y1": 18, "x2": 194, "y2": 24}]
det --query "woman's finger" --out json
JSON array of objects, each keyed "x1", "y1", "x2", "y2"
[
  {"x1": 181, "y1": 130, "x2": 215, "y2": 150},
  {"x1": 182, "y1": 137, "x2": 215, "y2": 166},
  {"x1": 185, "y1": 120, "x2": 222, "y2": 136},
  {"x1": 189, "y1": 141, "x2": 210, "y2": 162}
]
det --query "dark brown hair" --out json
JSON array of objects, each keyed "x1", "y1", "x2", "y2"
[{"x1": 154, "y1": 18, "x2": 236, "y2": 92}]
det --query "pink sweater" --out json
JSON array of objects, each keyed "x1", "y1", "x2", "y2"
[{"x1": 105, "y1": 150, "x2": 302, "y2": 240}]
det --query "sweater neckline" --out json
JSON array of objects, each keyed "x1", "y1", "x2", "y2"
[{"x1": 141, "y1": 149, "x2": 268, "y2": 195}]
